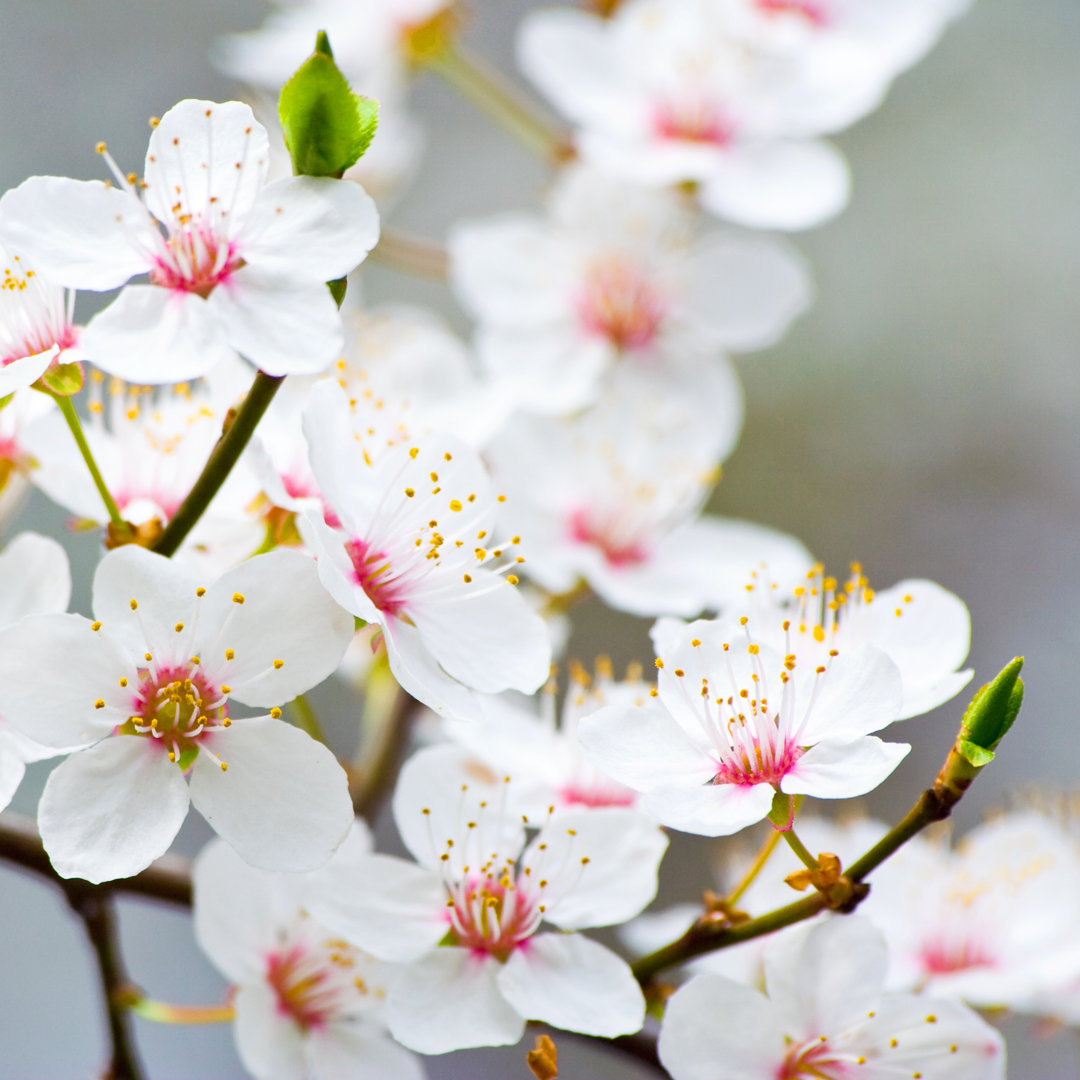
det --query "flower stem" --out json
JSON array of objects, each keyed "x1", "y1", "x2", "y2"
[
  {"x1": 725, "y1": 827, "x2": 782, "y2": 907},
  {"x1": 122, "y1": 993, "x2": 234, "y2": 1025},
  {"x1": 54, "y1": 394, "x2": 124, "y2": 526},
  {"x1": 780, "y1": 827, "x2": 819, "y2": 872},
  {"x1": 421, "y1": 42, "x2": 573, "y2": 163},
  {"x1": 152, "y1": 370, "x2": 283, "y2": 558}
]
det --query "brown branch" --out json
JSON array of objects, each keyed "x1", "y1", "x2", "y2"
[{"x1": 0, "y1": 812, "x2": 192, "y2": 906}]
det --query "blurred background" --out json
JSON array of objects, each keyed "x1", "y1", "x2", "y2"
[{"x1": 0, "y1": 0, "x2": 1077, "y2": 1075}]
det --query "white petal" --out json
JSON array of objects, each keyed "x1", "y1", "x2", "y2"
[
  {"x1": 233, "y1": 981, "x2": 308, "y2": 1080},
  {"x1": 782, "y1": 736, "x2": 910, "y2": 800},
  {"x1": 39, "y1": 737, "x2": 190, "y2": 882},
  {"x1": 699, "y1": 140, "x2": 851, "y2": 231},
  {"x1": 532, "y1": 808, "x2": 667, "y2": 930},
  {"x1": 0, "y1": 745, "x2": 25, "y2": 814},
  {"x1": 642, "y1": 781, "x2": 776, "y2": 838},
  {"x1": 144, "y1": 100, "x2": 269, "y2": 233},
  {"x1": 764, "y1": 918, "x2": 887, "y2": 1037},
  {"x1": 307, "y1": 852, "x2": 448, "y2": 963},
  {"x1": 241, "y1": 176, "x2": 380, "y2": 281},
  {"x1": 0, "y1": 177, "x2": 155, "y2": 289},
  {"x1": 0, "y1": 614, "x2": 131, "y2": 748},
  {"x1": 659, "y1": 974, "x2": 785, "y2": 1080},
  {"x1": 0, "y1": 531, "x2": 70, "y2": 624},
  {"x1": 92, "y1": 544, "x2": 202, "y2": 658},
  {"x1": 197, "y1": 549, "x2": 353, "y2": 707},
  {"x1": 578, "y1": 700, "x2": 717, "y2": 792},
  {"x1": 188, "y1": 717, "x2": 352, "y2": 871},
  {"x1": 81, "y1": 285, "x2": 235, "y2": 383},
  {"x1": 211, "y1": 268, "x2": 343, "y2": 375},
  {"x1": 499, "y1": 932, "x2": 644, "y2": 1036},
  {"x1": 309, "y1": 1023, "x2": 426, "y2": 1080},
  {"x1": 0, "y1": 349, "x2": 54, "y2": 396},
  {"x1": 799, "y1": 647, "x2": 903, "y2": 743},
  {"x1": 388, "y1": 949, "x2": 524, "y2": 1054}
]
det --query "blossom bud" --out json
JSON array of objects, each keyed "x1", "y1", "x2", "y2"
[
  {"x1": 957, "y1": 655, "x2": 1023, "y2": 766},
  {"x1": 278, "y1": 31, "x2": 379, "y2": 179}
]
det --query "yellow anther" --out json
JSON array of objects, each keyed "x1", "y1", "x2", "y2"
[
  {"x1": 219, "y1": 762, "x2": 228, "y2": 772},
  {"x1": 429, "y1": 471, "x2": 439, "y2": 482},
  {"x1": 221, "y1": 684, "x2": 232, "y2": 694},
  {"x1": 449, "y1": 499, "x2": 463, "y2": 512},
  {"x1": 507, "y1": 575, "x2": 519, "y2": 586},
  {"x1": 95, "y1": 141, "x2": 107, "y2": 154},
  {"x1": 94, "y1": 699, "x2": 105, "y2": 710},
  {"x1": 463, "y1": 574, "x2": 472, "y2": 583},
  {"x1": 222, "y1": 718, "x2": 232, "y2": 727},
  {"x1": 144, "y1": 652, "x2": 153, "y2": 662},
  {"x1": 91, "y1": 621, "x2": 102, "y2": 631},
  {"x1": 130, "y1": 599, "x2": 138, "y2": 610},
  {"x1": 273, "y1": 659, "x2": 284, "y2": 670},
  {"x1": 816, "y1": 665, "x2": 826, "y2": 674},
  {"x1": 649, "y1": 688, "x2": 658, "y2": 697},
  {"x1": 674, "y1": 669, "x2": 685, "y2": 678},
  {"x1": 119, "y1": 677, "x2": 127, "y2": 687},
  {"x1": 691, "y1": 638, "x2": 701, "y2": 647},
  {"x1": 174, "y1": 622, "x2": 184, "y2": 633},
  {"x1": 739, "y1": 616, "x2": 748, "y2": 625},
  {"x1": 404, "y1": 487, "x2": 415, "y2": 498},
  {"x1": 190, "y1": 656, "x2": 200, "y2": 665},
  {"x1": 232, "y1": 592, "x2": 245, "y2": 604},
  {"x1": 813, "y1": 625, "x2": 825, "y2": 643},
  {"x1": 409, "y1": 447, "x2": 419, "y2": 459},
  {"x1": 270, "y1": 707, "x2": 282, "y2": 719},
  {"x1": 497, "y1": 494, "x2": 506, "y2": 502},
  {"x1": 225, "y1": 649, "x2": 235, "y2": 661},
  {"x1": 748, "y1": 643, "x2": 759, "y2": 655}
]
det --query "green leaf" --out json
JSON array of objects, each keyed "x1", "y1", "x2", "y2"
[
  {"x1": 39, "y1": 360, "x2": 84, "y2": 397},
  {"x1": 959, "y1": 656, "x2": 1024, "y2": 754},
  {"x1": 956, "y1": 739, "x2": 995, "y2": 768},
  {"x1": 278, "y1": 33, "x2": 380, "y2": 177}
]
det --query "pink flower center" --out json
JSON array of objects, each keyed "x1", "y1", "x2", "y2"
[
  {"x1": 712, "y1": 733, "x2": 803, "y2": 788},
  {"x1": 558, "y1": 782, "x2": 637, "y2": 809},
  {"x1": 124, "y1": 664, "x2": 228, "y2": 767},
  {"x1": 777, "y1": 1038, "x2": 846, "y2": 1079},
  {"x1": 577, "y1": 256, "x2": 667, "y2": 351},
  {"x1": 346, "y1": 537, "x2": 410, "y2": 616},
  {"x1": 265, "y1": 936, "x2": 367, "y2": 1032},
  {"x1": 653, "y1": 100, "x2": 735, "y2": 146},
  {"x1": 446, "y1": 870, "x2": 542, "y2": 963},
  {"x1": 569, "y1": 509, "x2": 649, "y2": 567},
  {"x1": 0, "y1": 260, "x2": 78, "y2": 364},
  {"x1": 920, "y1": 938, "x2": 997, "y2": 976},
  {"x1": 756, "y1": 0, "x2": 831, "y2": 26},
  {"x1": 148, "y1": 223, "x2": 243, "y2": 298}
]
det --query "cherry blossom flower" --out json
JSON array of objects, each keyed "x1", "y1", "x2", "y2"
[
  {"x1": 0, "y1": 242, "x2": 85, "y2": 395},
  {"x1": 0, "y1": 532, "x2": 72, "y2": 813},
  {"x1": 0, "y1": 545, "x2": 354, "y2": 882},
  {"x1": 0, "y1": 389, "x2": 53, "y2": 529},
  {"x1": 299, "y1": 380, "x2": 551, "y2": 716},
  {"x1": 488, "y1": 364, "x2": 812, "y2": 617},
  {"x1": 517, "y1": 0, "x2": 859, "y2": 229},
  {"x1": 306, "y1": 745, "x2": 666, "y2": 1053},
  {"x1": 0, "y1": 99, "x2": 379, "y2": 383},
  {"x1": 579, "y1": 615, "x2": 906, "y2": 835},
  {"x1": 658, "y1": 917, "x2": 1005, "y2": 1080},
  {"x1": 654, "y1": 562, "x2": 972, "y2": 719},
  {"x1": 449, "y1": 165, "x2": 810, "y2": 412},
  {"x1": 194, "y1": 826, "x2": 425, "y2": 1080}
]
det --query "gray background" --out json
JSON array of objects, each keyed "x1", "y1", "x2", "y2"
[{"x1": 0, "y1": 0, "x2": 1077, "y2": 1075}]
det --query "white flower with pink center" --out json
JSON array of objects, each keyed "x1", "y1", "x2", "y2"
[
  {"x1": 449, "y1": 165, "x2": 810, "y2": 412},
  {"x1": 0, "y1": 532, "x2": 72, "y2": 814},
  {"x1": 488, "y1": 363, "x2": 812, "y2": 617},
  {"x1": 517, "y1": 0, "x2": 872, "y2": 229},
  {"x1": 299, "y1": 380, "x2": 551, "y2": 716},
  {"x1": 0, "y1": 242, "x2": 85, "y2": 394},
  {"x1": 0, "y1": 99, "x2": 379, "y2": 383},
  {"x1": 194, "y1": 827, "x2": 425, "y2": 1080},
  {"x1": 578, "y1": 615, "x2": 906, "y2": 836},
  {"x1": 305, "y1": 745, "x2": 666, "y2": 1053},
  {"x1": 658, "y1": 917, "x2": 1005, "y2": 1080},
  {"x1": 0, "y1": 545, "x2": 354, "y2": 882},
  {"x1": 0, "y1": 389, "x2": 53, "y2": 529}
]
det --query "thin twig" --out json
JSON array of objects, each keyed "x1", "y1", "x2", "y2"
[{"x1": 62, "y1": 884, "x2": 145, "y2": 1080}]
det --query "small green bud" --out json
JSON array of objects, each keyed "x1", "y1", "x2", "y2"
[
  {"x1": 957, "y1": 656, "x2": 1023, "y2": 765},
  {"x1": 38, "y1": 360, "x2": 84, "y2": 397},
  {"x1": 278, "y1": 32, "x2": 379, "y2": 178}
]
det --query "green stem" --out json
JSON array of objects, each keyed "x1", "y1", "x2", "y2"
[
  {"x1": 289, "y1": 693, "x2": 328, "y2": 746},
  {"x1": 780, "y1": 828, "x2": 819, "y2": 872},
  {"x1": 423, "y1": 43, "x2": 572, "y2": 163},
  {"x1": 725, "y1": 828, "x2": 781, "y2": 907},
  {"x1": 152, "y1": 371, "x2": 283, "y2": 558},
  {"x1": 55, "y1": 395, "x2": 124, "y2": 526}
]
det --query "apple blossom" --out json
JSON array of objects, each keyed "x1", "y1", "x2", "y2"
[
  {"x1": 0, "y1": 99, "x2": 379, "y2": 383},
  {"x1": 306, "y1": 745, "x2": 666, "y2": 1053},
  {"x1": 449, "y1": 164, "x2": 811, "y2": 412},
  {"x1": 194, "y1": 827, "x2": 425, "y2": 1080},
  {"x1": 579, "y1": 615, "x2": 906, "y2": 835},
  {"x1": 0, "y1": 545, "x2": 354, "y2": 882},
  {"x1": 299, "y1": 380, "x2": 551, "y2": 716},
  {"x1": 658, "y1": 917, "x2": 1005, "y2": 1080}
]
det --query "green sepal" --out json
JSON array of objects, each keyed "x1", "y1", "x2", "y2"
[
  {"x1": 279, "y1": 32, "x2": 380, "y2": 177},
  {"x1": 956, "y1": 739, "x2": 995, "y2": 768},
  {"x1": 959, "y1": 657, "x2": 1024, "y2": 754},
  {"x1": 328, "y1": 276, "x2": 348, "y2": 308},
  {"x1": 174, "y1": 744, "x2": 200, "y2": 773},
  {"x1": 0, "y1": 392, "x2": 14, "y2": 413},
  {"x1": 39, "y1": 360, "x2": 84, "y2": 397},
  {"x1": 354, "y1": 615, "x2": 368, "y2": 632}
]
